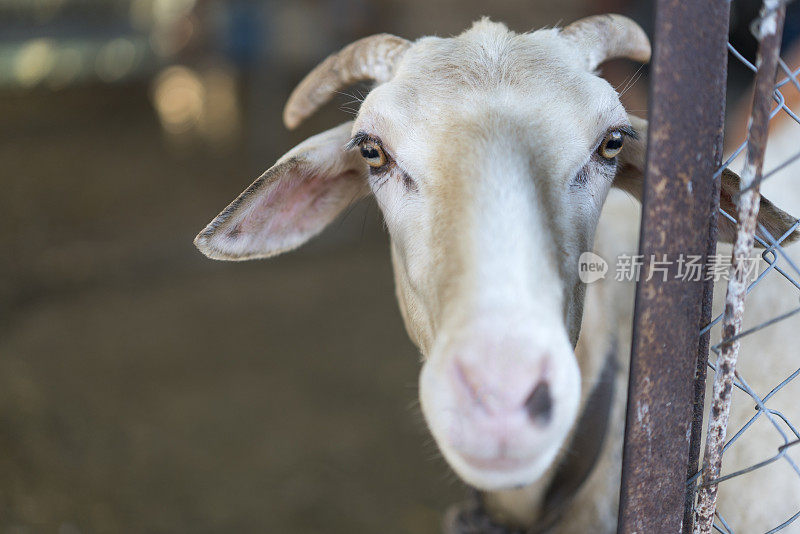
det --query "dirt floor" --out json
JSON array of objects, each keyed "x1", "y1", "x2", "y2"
[{"x1": 0, "y1": 85, "x2": 463, "y2": 533}]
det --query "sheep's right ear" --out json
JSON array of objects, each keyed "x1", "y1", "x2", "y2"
[
  {"x1": 194, "y1": 122, "x2": 369, "y2": 260},
  {"x1": 612, "y1": 115, "x2": 799, "y2": 247}
]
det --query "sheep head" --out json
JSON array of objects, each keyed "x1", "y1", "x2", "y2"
[{"x1": 194, "y1": 14, "x2": 797, "y2": 503}]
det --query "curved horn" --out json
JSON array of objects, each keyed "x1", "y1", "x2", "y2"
[
  {"x1": 283, "y1": 34, "x2": 411, "y2": 130},
  {"x1": 561, "y1": 14, "x2": 651, "y2": 71}
]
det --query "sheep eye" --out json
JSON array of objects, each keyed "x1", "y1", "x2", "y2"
[
  {"x1": 598, "y1": 131, "x2": 624, "y2": 160},
  {"x1": 359, "y1": 141, "x2": 387, "y2": 168}
]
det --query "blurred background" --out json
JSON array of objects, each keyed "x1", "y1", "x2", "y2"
[{"x1": 1, "y1": 1, "x2": 794, "y2": 532}]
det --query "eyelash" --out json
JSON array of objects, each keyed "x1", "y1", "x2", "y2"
[
  {"x1": 349, "y1": 133, "x2": 419, "y2": 191},
  {"x1": 571, "y1": 128, "x2": 632, "y2": 187},
  {"x1": 370, "y1": 159, "x2": 418, "y2": 193},
  {"x1": 347, "y1": 134, "x2": 391, "y2": 169}
]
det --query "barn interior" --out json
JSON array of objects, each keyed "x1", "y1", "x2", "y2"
[{"x1": 1, "y1": 1, "x2": 787, "y2": 532}]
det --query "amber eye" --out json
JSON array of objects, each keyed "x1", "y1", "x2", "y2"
[
  {"x1": 599, "y1": 131, "x2": 624, "y2": 159},
  {"x1": 359, "y1": 141, "x2": 387, "y2": 168}
]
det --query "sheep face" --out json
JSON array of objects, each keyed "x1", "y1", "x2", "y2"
[
  {"x1": 346, "y1": 21, "x2": 641, "y2": 490},
  {"x1": 194, "y1": 17, "x2": 651, "y2": 492}
]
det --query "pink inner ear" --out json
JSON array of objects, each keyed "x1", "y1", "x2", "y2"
[
  {"x1": 243, "y1": 172, "x2": 330, "y2": 236},
  {"x1": 225, "y1": 168, "x2": 362, "y2": 255}
]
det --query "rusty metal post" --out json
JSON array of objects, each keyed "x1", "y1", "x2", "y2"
[
  {"x1": 693, "y1": 3, "x2": 787, "y2": 533},
  {"x1": 617, "y1": 1, "x2": 730, "y2": 533}
]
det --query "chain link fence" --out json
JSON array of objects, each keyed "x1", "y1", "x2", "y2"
[
  {"x1": 619, "y1": 1, "x2": 800, "y2": 533},
  {"x1": 683, "y1": 1, "x2": 800, "y2": 532}
]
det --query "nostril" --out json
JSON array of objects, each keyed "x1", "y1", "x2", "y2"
[{"x1": 525, "y1": 381, "x2": 553, "y2": 424}]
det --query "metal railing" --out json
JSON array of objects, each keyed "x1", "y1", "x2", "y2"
[{"x1": 621, "y1": 1, "x2": 800, "y2": 532}]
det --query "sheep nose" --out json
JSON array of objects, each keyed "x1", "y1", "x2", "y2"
[
  {"x1": 525, "y1": 380, "x2": 553, "y2": 424},
  {"x1": 453, "y1": 355, "x2": 553, "y2": 423}
]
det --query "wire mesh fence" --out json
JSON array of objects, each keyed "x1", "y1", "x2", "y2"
[{"x1": 686, "y1": 1, "x2": 800, "y2": 532}]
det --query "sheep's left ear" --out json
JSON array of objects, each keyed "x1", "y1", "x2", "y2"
[
  {"x1": 717, "y1": 169, "x2": 800, "y2": 245},
  {"x1": 612, "y1": 115, "x2": 799, "y2": 247},
  {"x1": 612, "y1": 114, "x2": 648, "y2": 201},
  {"x1": 195, "y1": 122, "x2": 369, "y2": 260}
]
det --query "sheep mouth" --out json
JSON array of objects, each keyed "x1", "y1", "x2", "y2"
[
  {"x1": 458, "y1": 451, "x2": 539, "y2": 473},
  {"x1": 448, "y1": 448, "x2": 557, "y2": 491}
]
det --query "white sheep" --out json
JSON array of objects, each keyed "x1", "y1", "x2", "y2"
[{"x1": 194, "y1": 15, "x2": 800, "y2": 532}]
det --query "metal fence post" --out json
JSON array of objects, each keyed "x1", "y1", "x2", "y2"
[{"x1": 617, "y1": 1, "x2": 730, "y2": 532}]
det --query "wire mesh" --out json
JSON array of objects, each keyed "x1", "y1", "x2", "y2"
[{"x1": 688, "y1": 1, "x2": 800, "y2": 532}]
